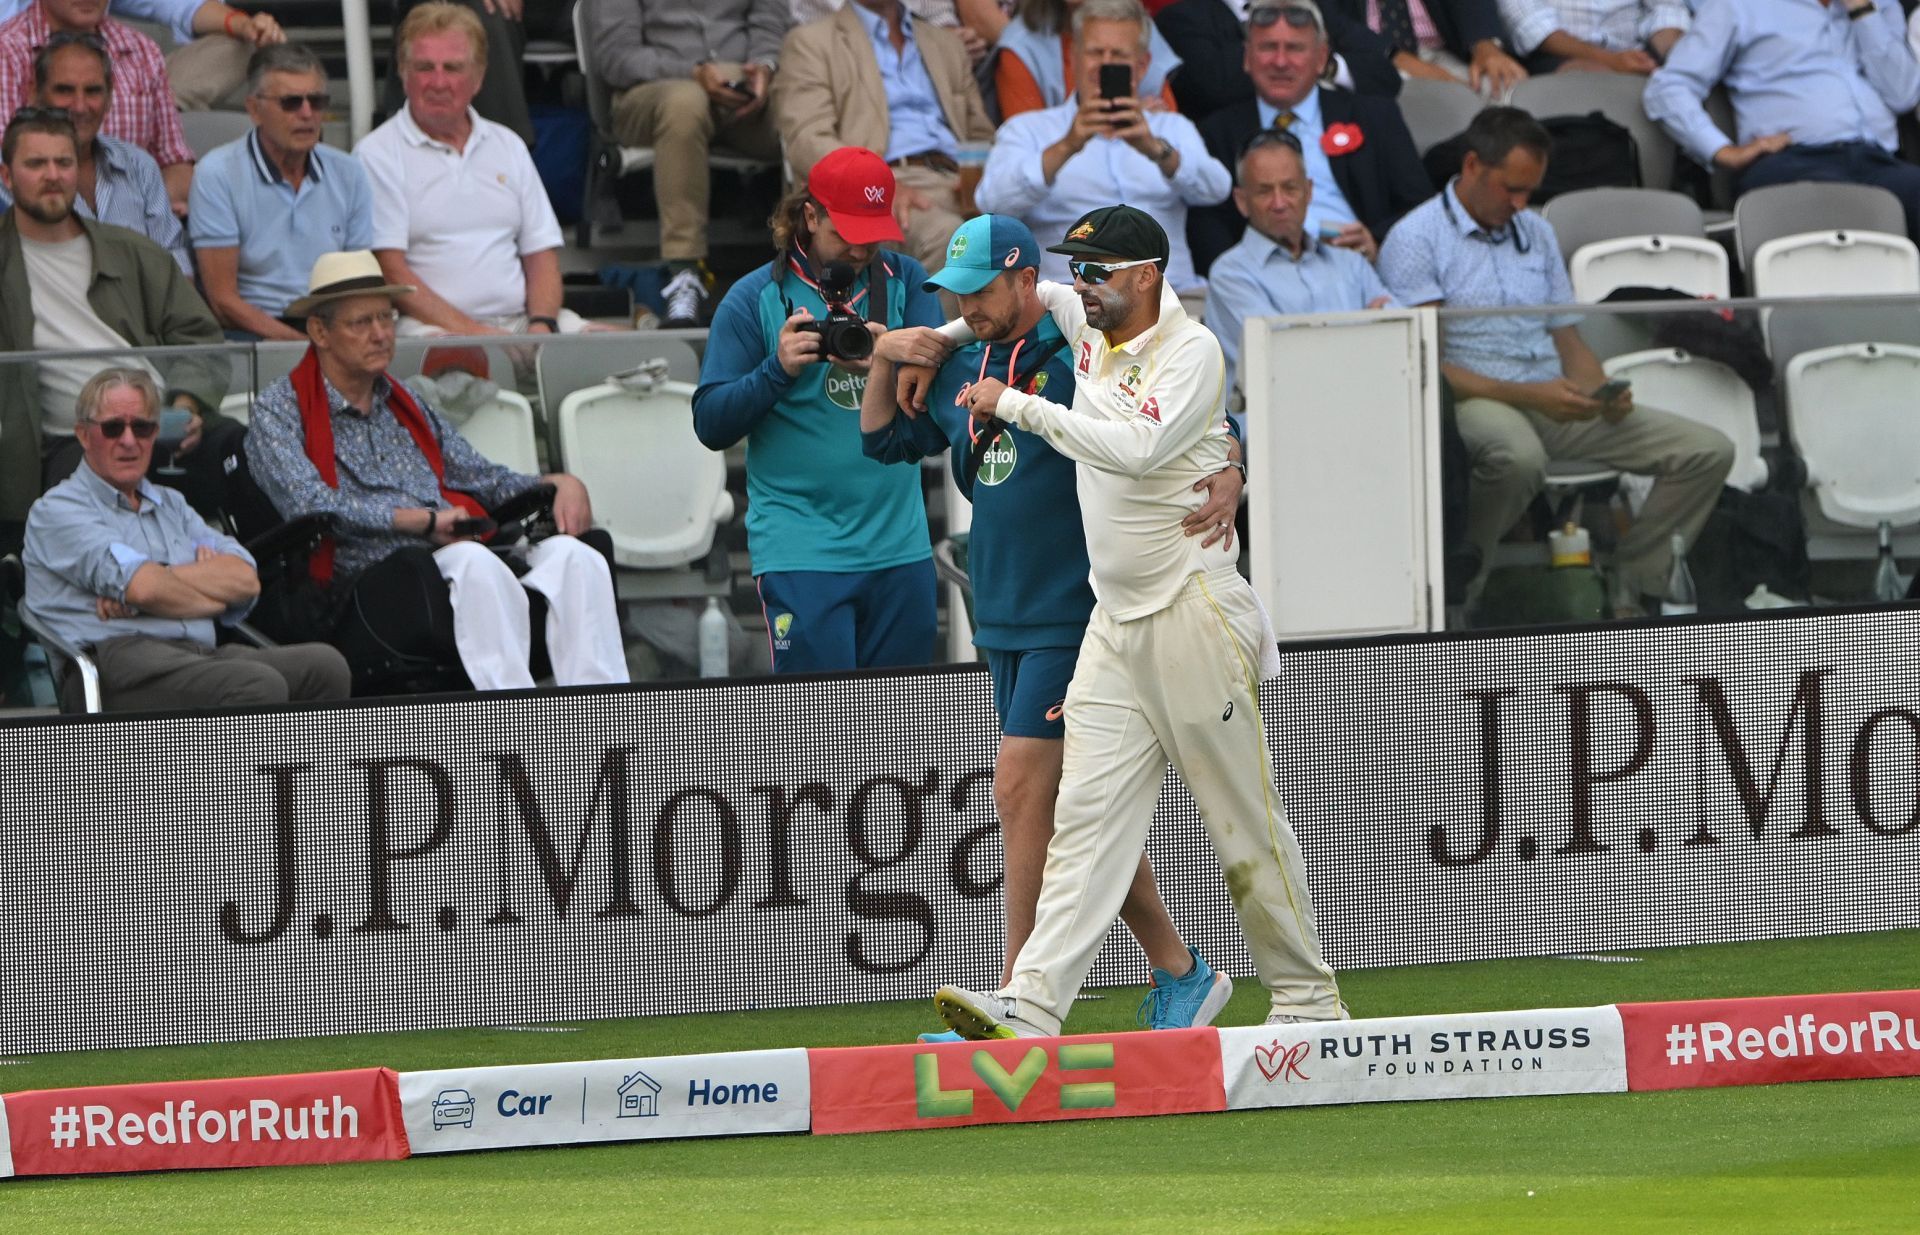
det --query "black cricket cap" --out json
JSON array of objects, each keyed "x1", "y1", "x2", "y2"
[{"x1": 1045, "y1": 205, "x2": 1170, "y2": 267}]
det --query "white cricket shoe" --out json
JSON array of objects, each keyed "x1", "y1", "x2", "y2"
[{"x1": 934, "y1": 985, "x2": 1051, "y2": 1039}]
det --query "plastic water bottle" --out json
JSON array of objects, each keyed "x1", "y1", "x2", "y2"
[
  {"x1": 1661, "y1": 533, "x2": 1697, "y2": 617},
  {"x1": 1872, "y1": 521, "x2": 1904, "y2": 603},
  {"x1": 1549, "y1": 521, "x2": 1591, "y2": 568},
  {"x1": 698, "y1": 597, "x2": 729, "y2": 678}
]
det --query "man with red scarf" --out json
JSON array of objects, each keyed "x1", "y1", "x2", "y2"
[{"x1": 244, "y1": 250, "x2": 628, "y2": 691}]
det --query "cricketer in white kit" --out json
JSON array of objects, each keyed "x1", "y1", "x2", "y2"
[{"x1": 932, "y1": 204, "x2": 1345, "y2": 1038}]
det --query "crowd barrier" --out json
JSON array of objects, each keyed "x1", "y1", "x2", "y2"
[
  {"x1": 6, "y1": 603, "x2": 1920, "y2": 1055},
  {"x1": 5, "y1": 988, "x2": 1916, "y2": 1178}
]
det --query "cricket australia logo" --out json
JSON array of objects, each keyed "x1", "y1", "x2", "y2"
[
  {"x1": 977, "y1": 432, "x2": 1017, "y2": 486},
  {"x1": 948, "y1": 234, "x2": 970, "y2": 261},
  {"x1": 1117, "y1": 364, "x2": 1143, "y2": 398}
]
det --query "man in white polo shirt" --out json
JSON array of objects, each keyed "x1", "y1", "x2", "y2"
[{"x1": 355, "y1": 1, "x2": 592, "y2": 338}]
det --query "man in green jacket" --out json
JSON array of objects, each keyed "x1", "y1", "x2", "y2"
[
  {"x1": 0, "y1": 107, "x2": 233, "y2": 703},
  {"x1": 0, "y1": 108, "x2": 232, "y2": 541}
]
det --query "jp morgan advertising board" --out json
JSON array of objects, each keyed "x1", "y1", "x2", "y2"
[{"x1": 4, "y1": 608, "x2": 1919, "y2": 1054}]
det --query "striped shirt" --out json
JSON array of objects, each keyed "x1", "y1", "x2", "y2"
[
  {"x1": 0, "y1": 6, "x2": 193, "y2": 169},
  {"x1": 1497, "y1": 0, "x2": 1692, "y2": 58}
]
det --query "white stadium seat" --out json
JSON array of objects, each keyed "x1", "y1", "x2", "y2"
[
  {"x1": 1604, "y1": 348, "x2": 1767, "y2": 493},
  {"x1": 556, "y1": 380, "x2": 734, "y2": 582},
  {"x1": 1784, "y1": 342, "x2": 1920, "y2": 528},
  {"x1": 454, "y1": 389, "x2": 542, "y2": 476},
  {"x1": 1569, "y1": 235, "x2": 1730, "y2": 302},
  {"x1": 1748, "y1": 230, "x2": 1920, "y2": 300}
]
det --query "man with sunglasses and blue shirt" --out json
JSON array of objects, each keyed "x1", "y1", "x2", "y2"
[
  {"x1": 24, "y1": 367, "x2": 350, "y2": 712},
  {"x1": 862, "y1": 213, "x2": 1245, "y2": 1038},
  {"x1": 929, "y1": 204, "x2": 1347, "y2": 1040},
  {"x1": 1377, "y1": 106, "x2": 1733, "y2": 616},
  {"x1": 190, "y1": 44, "x2": 372, "y2": 341}
]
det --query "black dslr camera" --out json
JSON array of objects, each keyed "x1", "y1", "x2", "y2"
[{"x1": 799, "y1": 262, "x2": 873, "y2": 363}]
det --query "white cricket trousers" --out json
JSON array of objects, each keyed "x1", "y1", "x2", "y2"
[
  {"x1": 433, "y1": 537, "x2": 629, "y2": 690},
  {"x1": 1003, "y1": 569, "x2": 1342, "y2": 1033}
]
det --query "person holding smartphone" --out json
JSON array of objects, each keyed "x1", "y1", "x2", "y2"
[
  {"x1": 975, "y1": 0, "x2": 1229, "y2": 294},
  {"x1": 1377, "y1": 107, "x2": 1734, "y2": 619}
]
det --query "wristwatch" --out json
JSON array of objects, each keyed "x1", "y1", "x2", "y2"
[
  {"x1": 528, "y1": 315, "x2": 559, "y2": 332},
  {"x1": 1153, "y1": 138, "x2": 1175, "y2": 167}
]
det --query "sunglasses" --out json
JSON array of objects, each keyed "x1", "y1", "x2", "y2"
[
  {"x1": 38, "y1": 31, "x2": 106, "y2": 51},
  {"x1": 86, "y1": 416, "x2": 159, "y2": 440},
  {"x1": 10, "y1": 104, "x2": 69, "y2": 123},
  {"x1": 259, "y1": 92, "x2": 330, "y2": 113},
  {"x1": 1249, "y1": 4, "x2": 1322, "y2": 29},
  {"x1": 1243, "y1": 128, "x2": 1303, "y2": 156},
  {"x1": 1069, "y1": 257, "x2": 1158, "y2": 284}
]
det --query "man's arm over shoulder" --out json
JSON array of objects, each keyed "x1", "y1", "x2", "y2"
[
  {"x1": 1033, "y1": 278, "x2": 1089, "y2": 340},
  {"x1": 997, "y1": 328, "x2": 1225, "y2": 479}
]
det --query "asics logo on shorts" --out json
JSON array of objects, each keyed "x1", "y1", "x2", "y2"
[{"x1": 1045, "y1": 701, "x2": 1066, "y2": 722}]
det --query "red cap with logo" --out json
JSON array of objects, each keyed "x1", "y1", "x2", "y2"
[{"x1": 807, "y1": 147, "x2": 905, "y2": 246}]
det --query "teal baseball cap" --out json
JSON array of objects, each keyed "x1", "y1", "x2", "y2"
[{"x1": 924, "y1": 215, "x2": 1040, "y2": 295}]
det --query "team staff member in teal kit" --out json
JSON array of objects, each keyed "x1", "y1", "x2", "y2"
[
  {"x1": 694, "y1": 146, "x2": 946, "y2": 673},
  {"x1": 861, "y1": 214, "x2": 1246, "y2": 1038}
]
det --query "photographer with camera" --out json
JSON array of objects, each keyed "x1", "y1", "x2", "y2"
[
  {"x1": 974, "y1": 0, "x2": 1229, "y2": 296},
  {"x1": 693, "y1": 146, "x2": 947, "y2": 674}
]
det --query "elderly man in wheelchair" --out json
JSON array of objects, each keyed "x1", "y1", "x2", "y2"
[{"x1": 244, "y1": 251, "x2": 628, "y2": 693}]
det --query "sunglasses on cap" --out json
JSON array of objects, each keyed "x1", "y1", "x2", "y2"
[
  {"x1": 38, "y1": 30, "x2": 106, "y2": 51},
  {"x1": 1249, "y1": 3, "x2": 1321, "y2": 29},
  {"x1": 1069, "y1": 257, "x2": 1158, "y2": 284},
  {"x1": 258, "y1": 91, "x2": 331, "y2": 114},
  {"x1": 1242, "y1": 128, "x2": 1304, "y2": 157},
  {"x1": 86, "y1": 416, "x2": 159, "y2": 440}
]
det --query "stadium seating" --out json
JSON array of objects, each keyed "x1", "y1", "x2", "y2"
[
  {"x1": 554, "y1": 380, "x2": 733, "y2": 599},
  {"x1": 1734, "y1": 182, "x2": 1908, "y2": 276},
  {"x1": 534, "y1": 334, "x2": 701, "y2": 464},
  {"x1": 1568, "y1": 236, "x2": 1729, "y2": 302},
  {"x1": 1394, "y1": 77, "x2": 1484, "y2": 156},
  {"x1": 454, "y1": 389, "x2": 543, "y2": 475},
  {"x1": 1784, "y1": 342, "x2": 1920, "y2": 530},
  {"x1": 1603, "y1": 347, "x2": 1767, "y2": 492},
  {"x1": 1748, "y1": 230, "x2": 1920, "y2": 300}
]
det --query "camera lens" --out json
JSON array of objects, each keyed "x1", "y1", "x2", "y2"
[{"x1": 827, "y1": 318, "x2": 873, "y2": 361}]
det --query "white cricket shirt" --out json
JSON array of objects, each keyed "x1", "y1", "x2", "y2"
[{"x1": 992, "y1": 280, "x2": 1236, "y2": 623}]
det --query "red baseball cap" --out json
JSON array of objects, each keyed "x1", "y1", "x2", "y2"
[{"x1": 808, "y1": 147, "x2": 905, "y2": 246}]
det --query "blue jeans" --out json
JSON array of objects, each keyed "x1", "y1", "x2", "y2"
[{"x1": 1739, "y1": 142, "x2": 1920, "y2": 242}]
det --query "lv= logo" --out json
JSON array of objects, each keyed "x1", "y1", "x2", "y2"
[{"x1": 915, "y1": 1043, "x2": 1117, "y2": 1118}]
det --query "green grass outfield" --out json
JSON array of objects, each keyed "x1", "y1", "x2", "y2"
[{"x1": 3, "y1": 930, "x2": 1917, "y2": 1234}]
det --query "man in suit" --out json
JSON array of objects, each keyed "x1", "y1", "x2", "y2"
[
  {"x1": 1323, "y1": 0, "x2": 1526, "y2": 95},
  {"x1": 1191, "y1": 0, "x2": 1430, "y2": 276},
  {"x1": 772, "y1": 0, "x2": 995, "y2": 277},
  {"x1": 1156, "y1": 0, "x2": 1400, "y2": 124}
]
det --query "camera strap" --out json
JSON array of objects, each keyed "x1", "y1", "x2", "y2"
[{"x1": 963, "y1": 333, "x2": 1068, "y2": 488}]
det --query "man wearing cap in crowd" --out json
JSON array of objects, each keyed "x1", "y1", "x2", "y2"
[
  {"x1": 245, "y1": 250, "x2": 629, "y2": 692},
  {"x1": 693, "y1": 146, "x2": 945, "y2": 674},
  {"x1": 929, "y1": 203, "x2": 1347, "y2": 1039},
  {"x1": 861, "y1": 213, "x2": 1249, "y2": 1037}
]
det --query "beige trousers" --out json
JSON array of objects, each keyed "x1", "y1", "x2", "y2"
[
  {"x1": 1002, "y1": 570, "x2": 1342, "y2": 1033},
  {"x1": 611, "y1": 72, "x2": 781, "y2": 261},
  {"x1": 166, "y1": 36, "x2": 252, "y2": 112},
  {"x1": 1457, "y1": 397, "x2": 1736, "y2": 599}
]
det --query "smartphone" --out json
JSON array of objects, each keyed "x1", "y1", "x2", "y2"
[
  {"x1": 1098, "y1": 63, "x2": 1132, "y2": 103},
  {"x1": 1317, "y1": 224, "x2": 1345, "y2": 243},
  {"x1": 1589, "y1": 379, "x2": 1631, "y2": 403},
  {"x1": 724, "y1": 79, "x2": 749, "y2": 95},
  {"x1": 449, "y1": 516, "x2": 497, "y2": 538}
]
